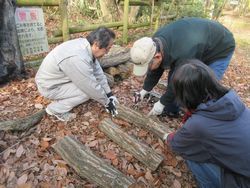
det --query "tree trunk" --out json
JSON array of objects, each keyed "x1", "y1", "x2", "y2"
[
  {"x1": 0, "y1": 109, "x2": 45, "y2": 131},
  {"x1": 99, "y1": 118, "x2": 164, "y2": 171},
  {"x1": 116, "y1": 105, "x2": 172, "y2": 140},
  {"x1": 0, "y1": 0, "x2": 25, "y2": 84},
  {"x1": 52, "y1": 136, "x2": 135, "y2": 188}
]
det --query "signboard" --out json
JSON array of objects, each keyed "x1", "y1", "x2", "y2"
[{"x1": 15, "y1": 8, "x2": 49, "y2": 56}]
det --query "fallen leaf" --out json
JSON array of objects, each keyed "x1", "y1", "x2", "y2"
[
  {"x1": 42, "y1": 137, "x2": 52, "y2": 142},
  {"x1": 172, "y1": 179, "x2": 181, "y2": 188},
  {"x1": 34, "y1": 103, "x2": 43, "y2": 109},
  {"x1": 127, "y1": 164, "x2": 136, "y2": 175},
  {"x1": 112, "y1": 158, "x2": 119, "y2": 166},
  {"x1": 17, "y1": 174, "x2": 28, "y2": 185},
  {"x1": 17, "y1": 183, "x2": 32, "y2": 188},
  {"x1": 40, "y1": 140, "x2": 50, "y2": 151},
  {"x1": 145, "y1": 170, "x2": 154, "y2": 182},
  {"x1": 16, "y1": 145, "x2": 24, "y2": 158},
  {"x1": 87, "y1": 140, "x2": 98, "y2": 147},
  {"x1": 138, "y1": 130, "x2": 148, "y2": 137},
  {"x1": 103, "y1": 150, "x2": 117, "y2": 160},
  {"x1": 3, "y1": 149, "x2": 11, "y2": 160}
]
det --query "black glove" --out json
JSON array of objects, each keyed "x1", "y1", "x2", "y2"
[{"x1": 105, "y1": 98, "x2": 118, "y2": 117}]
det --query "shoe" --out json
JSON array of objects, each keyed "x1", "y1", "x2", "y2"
[
  {"x1": 160, "y1": 110, "x2": 180, "y2": 118},
  {"x1": 45, "y1": 108, "x2": 76, "y2": 122}
]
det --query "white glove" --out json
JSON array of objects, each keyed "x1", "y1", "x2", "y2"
[
  {"x1": 148, "y1": 101, "x2": 165, "y2": 116},
  {"x1": 140, "y1": 89, "x2": 149, "y2": 101},
  {"x1": 108, "y1": 96, "x2": 119, "y2": 106}
]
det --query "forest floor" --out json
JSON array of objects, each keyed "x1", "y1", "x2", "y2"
[{"x1": 0, "y1": 11, "x2": 250, "y2": 188}]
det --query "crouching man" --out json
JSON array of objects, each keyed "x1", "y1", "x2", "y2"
[{"x1": 35, "y1": 27, "x2": 118, "y2": 121}]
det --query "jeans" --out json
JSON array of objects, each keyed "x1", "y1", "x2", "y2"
[
  {"x1": 186, "y1": 160, "x2": 222, "y2": 188},
  {"x1": 208, "y1": 52, "x2": 234, "y2": 80},
  {"x1": 164, "y1": 51, "x2": 234, "y2": 114}
]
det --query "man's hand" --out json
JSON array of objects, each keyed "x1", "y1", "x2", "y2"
[
  {"x1": 148, "y1": 101, "x2": 165, "y2": 116},
  {"x1": 105, "y1": 99, "x2": 118, "y2": 117},
  {"x1": 133, "y1": 89, "x2": 149, "y2": 104},
  {"x1": 108, "y1": 95, "x2": 119, "y2": 106}
]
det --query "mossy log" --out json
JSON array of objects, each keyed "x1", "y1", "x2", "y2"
[
  {"x1": 99, "y1": 45, "x2": 131, "y2": 68},
  {"x1": 0, "y1": 110, "x2": 45, "y2": 131},
  {"x1": 99, "y1": 118, "x2": 164, "y2": 171},
  {"x1": 52, "y1": 136, "x2": 135, "y2": 188},
  {"x1": 104, "y1": 63, "x2": 132, "y2": 81},
  {"x1": 116, "y1": 105, "x2": 172, "y2": 140}
]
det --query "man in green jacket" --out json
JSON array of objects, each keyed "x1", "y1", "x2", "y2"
[{"x1": 130, "y1": 17, "x2": 235, "y2": 117}]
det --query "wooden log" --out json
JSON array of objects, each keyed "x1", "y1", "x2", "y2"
[
  {"x1": 52, "y1": 136, "x2": 135, "y2": 188},
  {"x1": 116, "y1": 105, "x2": 172, "y2": 140},
  {"x1": 0, "y1": 110, "x2": 45, "y2": 131},
  {"x1": 104, "y1": 73, "x2": 115, "y2": 87},
  {"x1": 99, "y1": 46, "x2": 130, "y2": 68},
  {"x1": 99, "y1": 118, "x2": 164, "y2": 171},
  {"x1": 117, "y1": 63, "x2": 132, "y2": 79}
]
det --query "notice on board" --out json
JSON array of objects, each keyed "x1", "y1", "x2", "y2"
[{"x1": 15, "y1": 7, "x2": 49, "y2": 56}]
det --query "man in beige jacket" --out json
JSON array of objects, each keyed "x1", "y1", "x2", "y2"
[{"x1": 35, "y1": 27, "x2": 118, "y2": 121}]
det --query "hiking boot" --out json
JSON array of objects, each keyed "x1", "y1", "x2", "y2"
[{"x1": 45, "y1": 108, "x2": 76, "y2": 122}]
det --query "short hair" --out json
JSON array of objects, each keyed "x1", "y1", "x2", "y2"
[
  {"x1": 86, "y1": 27, "x2": 115, "y2": 49},
  {"x1": 172, "y1": 59, "x2": 229, "y2": 110}
]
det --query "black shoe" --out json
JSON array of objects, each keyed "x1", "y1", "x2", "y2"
[{"x1": 160, "y1": 110, "x2": 180, "y2": 118}]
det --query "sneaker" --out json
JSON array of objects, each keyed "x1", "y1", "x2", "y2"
[{"x1": 45, "y1": 108, "x2": 76, "y2": 122}]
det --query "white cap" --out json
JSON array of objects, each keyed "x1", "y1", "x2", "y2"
[{"x1": 130, "y1": 37, "x2": 156, "y2": 76}]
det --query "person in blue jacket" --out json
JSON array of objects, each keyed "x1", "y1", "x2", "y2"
[{"x1": 164, "y1": 59, "x2": 250, "y2": 188}]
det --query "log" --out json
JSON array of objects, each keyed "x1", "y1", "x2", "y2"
[
  {"x1": 100, "y1": 45, "x2": 130, "y2": 68},
  {"x1": 104, "y1": 62, "x2": 132, "y2": 81},
  {"x1": 104, "y1": 72, "x2": 115, "y2": 87},
  {"x1": 52, "y1": 136, "x2": 135, "y2": 188},
  {"x1": 157, "y1": 80, "x2": 167, "y2": 90},
  {"x1": 99, "y1": 118, "x2": 164, "y2": 171},
  {"x1": 116, "y1": 105, "x2": 172, "y2": 140},
  {"x1": 0, "y1": 109, "x2": 45, "y2": 131}
]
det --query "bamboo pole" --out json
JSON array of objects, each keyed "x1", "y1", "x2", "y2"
[
  {"x1": 53, "y1": 22, "x2": 151, "y2": 37},
  {"x1": 122, "y1": 0, "x2": 129, "y2": 44},
  {"x1": 59, "y1": 0, "x2": 70, "y2": 41},
  {"x1": 48, "y1": 36, "x2": 63, "y2": 44},
  {"x1": 53, "y1": 22, "x2": 123, "y2": 37},
  {"x1": 16, "y1": 0, "x2": 59, "y2": 6}
]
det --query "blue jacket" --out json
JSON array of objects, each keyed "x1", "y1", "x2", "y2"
[{"x1": 169, "y1": 90, "x2": 250, "y2": 187}]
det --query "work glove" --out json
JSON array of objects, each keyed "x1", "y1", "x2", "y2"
[
  {"x1": 108, "y1": 95, "x2": 119, "y2": 106},
  {"x1": 105, "y1": 92, "x2": 119, "y2": 117},
  {"x1": 133, "y1": 89, "x2": 150, "y2": 104},
  {"x1": 148, "y1": 101, "x2": 165, "y2": 116}
]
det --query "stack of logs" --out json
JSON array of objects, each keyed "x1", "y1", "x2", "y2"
[
  {"x1": 53, "y1": 105, "x2": 172, "y2": 188},
  {"x1": 100, "y1": 45, "x2": 133, "y2": 87}
]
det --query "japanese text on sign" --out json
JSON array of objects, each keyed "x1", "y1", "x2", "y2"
[{"x1": 15, "y1": 8, "x2": 49, "y2": 56}]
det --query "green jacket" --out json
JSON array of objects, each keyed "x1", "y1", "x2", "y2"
[{"x1": 143, "y1": 17, "x2": 235, "y2": 106}]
